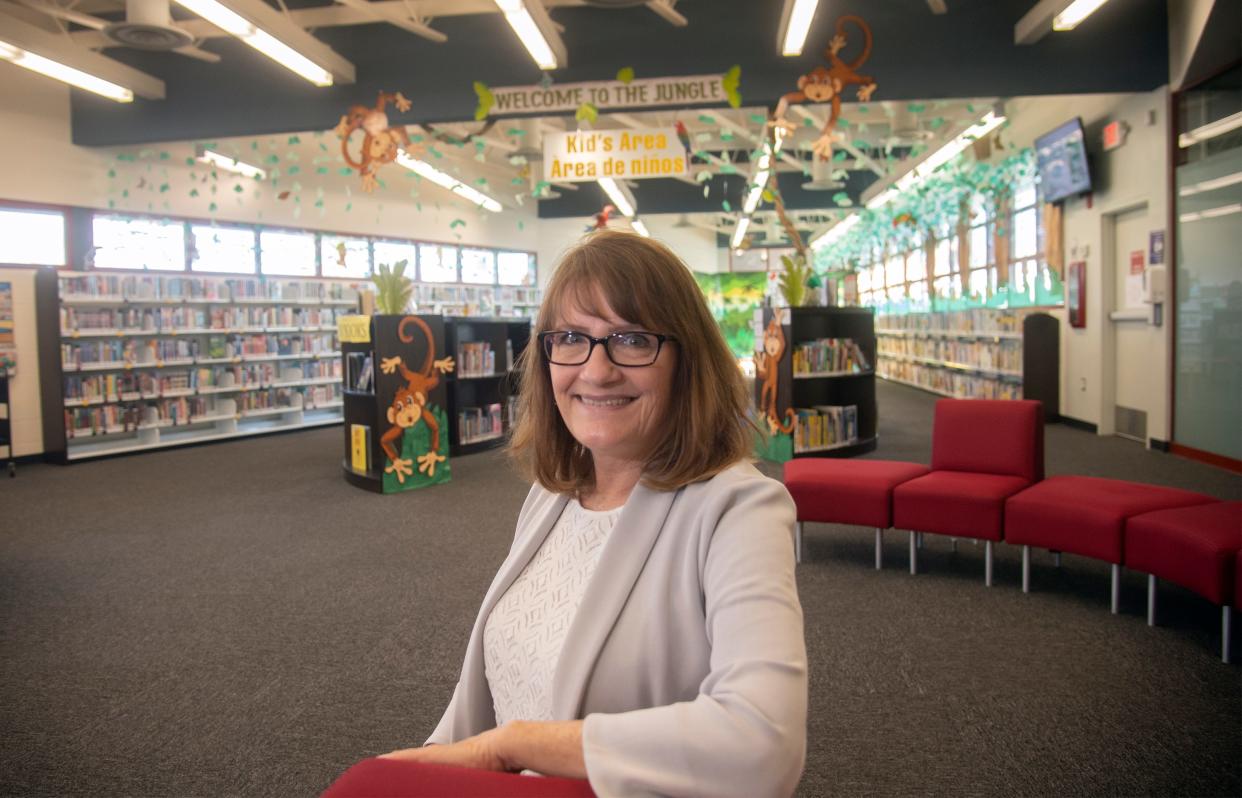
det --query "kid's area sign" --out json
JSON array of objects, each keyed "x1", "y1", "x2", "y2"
[
  {"x1": 476, "y1": 70, "x2": 740, "y2": 117},
  {"x1": 543, "y1": 127, "x2": 688, "y2": 182}
]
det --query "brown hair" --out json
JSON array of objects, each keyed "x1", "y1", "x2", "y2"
[{"x1": 508, "y1": 229, "x2": 753, "y2": 494}]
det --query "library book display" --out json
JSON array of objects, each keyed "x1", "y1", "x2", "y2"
[
  {"x1": 51, "y1": 272, "x2": 356, "y2": 461},
  {"x1": 756, "y1": 305, "x2": 878, "y2": 460}
]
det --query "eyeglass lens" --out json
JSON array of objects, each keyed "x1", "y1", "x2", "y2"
[{"x1": 544, "y1": 331, "x2": 661, "y2": 366}]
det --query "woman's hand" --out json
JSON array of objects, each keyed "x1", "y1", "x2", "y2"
[{"x1": 380, "y1": 726, "x2": 511, "y2": 772}]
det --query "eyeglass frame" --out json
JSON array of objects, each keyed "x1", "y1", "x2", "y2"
[{"x1": 538, "y1": 329, "x2": 676, "y2": 368}]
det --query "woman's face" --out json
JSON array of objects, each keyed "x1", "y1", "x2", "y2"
[{"x1": 549, "y1": 294, "x2": 677, "y2": 473}]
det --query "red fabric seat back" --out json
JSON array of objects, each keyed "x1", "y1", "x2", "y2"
[{"x1": 931, "y1": 399, "x2": 1044, "y2": 483}]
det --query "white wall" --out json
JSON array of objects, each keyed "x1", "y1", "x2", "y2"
[
  {"x1": 1003, "y1": 89, "x2": 1172, "y2": 442},
  {"x1": 0, "y1": 268, "x2": 44, "y2": 457},
  {"x1": 0, "y1": 68, "x2": 539, "y2": 255},
  {"x1": 535, "y1": 215, "x2": 720, "y2": 288}
]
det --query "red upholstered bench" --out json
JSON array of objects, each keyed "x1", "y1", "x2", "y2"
[
  {"x1": 892, "y1": 399, "x2": 1044, "y2": 585},
  {"x1": 1005, "y1": 476, "x2": 1217, "y2": 613},
  {"x1": 1125, "y1": 501, "x2": 1241, "y2": 662},
  {"x1": 322, "y1": 758, "x2": 596, "y2": 797},
  {"x1": 784, "y1": 459, "x2": 929, "y2": 567}
]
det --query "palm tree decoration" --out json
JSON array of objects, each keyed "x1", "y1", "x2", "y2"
[
  {"x1": 371, "y1": 259, "x2": 413, "y2": 314},
  {"x1": 778, "y1": 253, "x2": 812, "y2": 307}
]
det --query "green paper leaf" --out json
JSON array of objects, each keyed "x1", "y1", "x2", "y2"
[
  {"x1": 450, "y1": 219, "x2": 466, "y2": 229},
  {"x1": 722, "y1": 199, "x2": 732, "y2": 212},
  {"x1": 749, "y1": 113, "x2": 766, "y2": 125},
  {"x1": 832, "y1": 192, "x2": 850, "y2": 205},
  {"x1": 616, "y1": 66, "x2": 635, "y2": 84},
  {"x1": 832, "y1": 150, "x2": 849, "y2": 162},
  {"x1": 837, "y1": 118, "x2": 850, "y2": 129},
  {"x1": 190, "y1": 189, "x2": 199, "y2": 197},
  {"x1": 265, "y1": 155, "x2": 280, "y2": 164},
  {"x1": 287, "y1": 166, "x2": 301, "y2": 175},
  {"x1": 107, "y1": 169, "x2": 116, "y2": 178},
  {"x1": 428, "y1": 147, "x2": 443, "y2": 159},
  {"x1": 698, "y1": 114, "x2": 716, "y2": 125},
  {"x1": 804, "y1": 117, "x2": 817, "y2": 128},
  {"x1": 159, "y1": 183, "x2": 170, "y2": 193},
  {"x1": 287, "y1": 135, "x2": 301, "y2": 145},
  {"x1": 506, "y1": 128, "x2": 526, "y2": 137},
  {"x1": 339, "y1": 167, "x2": 353, "y2": 176},
  {"x1": 208, "y1": 202, "x2": 217, "y2": 212},
  {"x1": 474, "y1": 81, "x2": 494, "y2": 121},
  {"x1": 575, "y1": 102, "x2": 598, "y2": 123},
  {"x1": 929, "y1": 117, "x2": 946, "y2": 130},
  {"x1": 907, "y1": 103, "x2": 925, "y2": 114},
  {"x1": 317, "y1": 167, "x2": 329, "y2": 175}
]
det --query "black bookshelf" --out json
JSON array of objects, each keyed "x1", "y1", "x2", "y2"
[
  {"x1": 761, "y1": 306, "x2": 878, "y2": 458},
  {"x1": 444, "y1": 317, "x2": 531, "y2": 456}
]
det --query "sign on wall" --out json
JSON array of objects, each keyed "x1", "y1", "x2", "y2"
[
  {"x1": 480, "y1": 72, "x2": 737, "y2": 117},
  {"x1": 543, "y1": 127, "x2": 688, "y2": 182}
]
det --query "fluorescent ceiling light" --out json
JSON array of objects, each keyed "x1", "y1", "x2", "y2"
[
  {"x1": 630, "y1": 219, "x2": 650, "y2": 238},
  {"x1": 197, "y1": 148, "x2": 266, "y2": 179},
  {"x1": 1179, "y1": 111, "x2": 1242, "y2": 148},
  {"x1": 810, "y1": 213, "x2": 859, "y2": 249},
  {"x1": 779, "y1": 0, "x2": 819, "y2": 56},
  {"x1": 598, "y1": 178, "x2": 636, "y2": 218},
  {"x1": 173, "y1": 0, "x2": 334, "y2": 85},
  {"x1": 867, "y1": 110, "x2": 1006, "y2": 210},
  {"x1": 1052, "y1": 0, "x2": 1110, "y2": 31},
  {"x1": 495, "y1": 0, "x2": 559, "y2": 70},
  {"x1": 1178, "y1": 170, "x2": 1242, "y2": 197},
  {"x1": 731, "y1": 216, "x2": 751, "y2": 249},
  {"x1": 396, "y1": 153, "x2": 503, "y2": 212},
  {"x1": 743, "y1": 142, "x2": 776, "y2": 214},
  {"x1": 0, "y1": 38, "x2": 133, "y2": 102}
]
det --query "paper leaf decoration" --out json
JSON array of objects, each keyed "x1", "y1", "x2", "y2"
[
  {"x1": 616, "y1": 66, "x2": 635, "y2": 84},
  {"x1": 474, "y1": 82, "x2": 494, "y2": 120},
  {"x1": 575, "y1": 103, "x2": 599, "y2": 123},
  {"x1": 721, "y1": 65, "x2": 742, "y2": 108}
]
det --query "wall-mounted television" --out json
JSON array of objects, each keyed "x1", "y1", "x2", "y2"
[{"x1": 1035, "y1": 118, "x2": 1093, "y2": 203}]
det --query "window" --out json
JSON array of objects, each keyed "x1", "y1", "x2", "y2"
[
  {"x1": 372, "y1": 240, "x2": 418, "y2": 274},
  {"x1": 885, "y1": 252, "x2": 904, "y2": 287},
  {"x1": 260, "y1": 230, "x2": 316, "y2": 277},
  {"x1": 934, "y1": 237, "x2": 954, "y2": 277},
  {"x1": 906, "y1": 245, "x2": 927, "y2": 283},
  {"x1": 968, "y1": 268, "x2": 993, "y2": 299},
  {"x1": 969, "y1": 224, "x2": 989, "y2": 269},
  {"x1": 93, "y1": 215, "x2": 185, "y2": 271},
  {"x1": 419, "y1": 244, "x2": 458, "y2": 283},
  {"x1": 321, "y1": 235, "x2": 371, "y2": 279},
  {"x1": 460, "y1": 248, "x2": 496, "y2": 284},
  {"x1": 0, "y1": 208, "x2": 65, "y2": 266},
  {"x1": 498, "y1": 252, "x2": 535, "y2": 286},
  {"x1": 191, "y1": 224, "x2": 256, "y2": 274}
]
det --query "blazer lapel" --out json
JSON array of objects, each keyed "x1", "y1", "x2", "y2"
[{"x1": 551, "y1": 481, "x2": 679, "y2": 720}]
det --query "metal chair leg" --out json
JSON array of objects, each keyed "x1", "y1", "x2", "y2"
[
  {"x1": 794, "y1": 521, "x2": 802, "y2": 564},
  {"x1": 1223, "y1": 606, "x2": 1232, "y2": 664},
  {"x1": 875, "y1": 528, "x2": 883, "y2": 570},
  {"x1": 1111, "y1": 564, "x2": 1120, "y2": 614},
  {"x1": 985, "y1": 540, "x2": 994, "y2": 587},
  {"x1": 1053, "y1": 551, "x2": 1062, "y2": 567},
  {"x1": 950, "y1": 537, "x2": 957, "y2": 553},
  {"x1": 909, "y1": 531, "x2": 917, "y2": 575},
  {"x1": 1147, "y1": 575, "x2": 1156, "y2": 626},
  {"x1": 917, "y1": 532, "x2": 924, "y2": 549},
  {"x1": 1022, "y1": 545, "x2": 1030, "y2": 593}
]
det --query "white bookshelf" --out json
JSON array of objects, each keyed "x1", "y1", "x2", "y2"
[{"x1": 57, "y1": 271, "x2": 354, "y2": 461}]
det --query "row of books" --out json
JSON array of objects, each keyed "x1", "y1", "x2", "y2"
[
  {"x1": 457, "y1": 342, "x2": 497, "y2": 377},
  {"x1": 459, "y1": 403, "x2": 504, "y2": 444},
  {"x1": 792, "y1": 405, "x2": 859, "y2": 453},
  {"x1": 878, "y1": 362, "x2": 1023, "y2": 399},
  {"x1": 61, "y1": 274, "x2": 359, "y2": 303},
  {"x1": 877, "y1": 338, "x2": 1022, "y2": 373},
  {"x1": 791, "y1": 338, "x2": 871, "y2": 375},
  {"x1": 65, "y1": 361, "x2": 341, "y2": 399},
  {"x1": 876, "y1": 308, "x2": 1030, "y2": 334},
  {"x1": 345, "y1": 353, "x2": 374, "y2": 392}
]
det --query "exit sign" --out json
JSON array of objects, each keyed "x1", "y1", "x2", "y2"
[{"x1": 1102, "y1": 120, "x2": 1129, "y2": 151}]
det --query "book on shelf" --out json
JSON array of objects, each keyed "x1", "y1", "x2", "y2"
[
  {"x1": 792, "y1": 338, "x2": 869, "y2": 375},
  {"x1": 457, "y1": 341, "x2": 496, "y2": 378},
  {"x1": 792, "y1": 404, "x2": 859, "y2": 452}
]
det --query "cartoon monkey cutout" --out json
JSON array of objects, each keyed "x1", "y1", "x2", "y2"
[
  {"x1": 755, "y1": 316, "x2": 796, "y2": 435},
  {"x1": 336, "y1": 91, "x2": 419, "y2": 193},
  {"x1": 771, "y1": 15, "x2": 877, "y2": 162},
  {"x1": 379, "y1": 316, "x2": 455, "y2": 483}
]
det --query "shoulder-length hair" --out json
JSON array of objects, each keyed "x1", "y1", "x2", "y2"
[{"x1": 508, "y1": 229, "x2": 753, "y2": 495}]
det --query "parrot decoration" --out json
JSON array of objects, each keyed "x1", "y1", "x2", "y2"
[
  {"x1": 588, "y1": 204, "x2": 616, "y2": 232},
  {"x1": 674, "y1": 120, "x2": 693, "y2": 155}
]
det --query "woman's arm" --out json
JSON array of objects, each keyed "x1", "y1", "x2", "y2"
[{"x1": 383, "y1": 720, "x2": 586, "y2": 779}]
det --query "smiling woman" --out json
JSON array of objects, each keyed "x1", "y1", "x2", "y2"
[{"x1": 380, "y1": 230, "x2": 808, "y2": 797}]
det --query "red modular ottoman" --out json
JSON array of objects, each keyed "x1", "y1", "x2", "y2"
[
  {"x1": 1005, "y1": 476, "x2": 1217, "y2": 613},
  {"x1": 784, "y1": 459, "x2": 929, "y2": 567},
  {"x1": 1125, "y1": 501, "x2": 1241, "y2": 662},
  {"x1": 322, "y1": 758, "x2": 596, "y2": 797},
  {"x1": 892, "y1": 399, "x2": 1044, "y2": 585}
]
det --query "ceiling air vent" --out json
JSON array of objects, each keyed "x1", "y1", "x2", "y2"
[{"x1": 104, "y1": 0, "x2": 193, "y2": 50}]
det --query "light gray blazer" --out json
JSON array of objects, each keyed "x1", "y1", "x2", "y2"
[{"x1": 426, "y1": 461, "x2": 807, "y2": 798}]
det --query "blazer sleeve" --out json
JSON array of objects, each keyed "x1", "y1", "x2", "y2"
[{"x1": 581, "y1": 475, "x2": 807, "y2": 798}]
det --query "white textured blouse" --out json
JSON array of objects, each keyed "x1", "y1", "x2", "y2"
[{"x1": 483, "y1": 498, "x2": 621, "y2": 726}]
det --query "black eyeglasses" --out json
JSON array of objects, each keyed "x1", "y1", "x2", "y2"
[{"x1": 539, "y1": 330, "x2": 674, "y2": 367}]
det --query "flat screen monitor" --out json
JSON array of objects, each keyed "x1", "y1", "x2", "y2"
[{"x1": 1035, "y1": 118, "x2": 1093, "y2": 203}]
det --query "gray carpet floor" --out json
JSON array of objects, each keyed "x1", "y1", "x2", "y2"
[{"x1": 1, "y1": 380, "x2": 1238, "y2": 797}]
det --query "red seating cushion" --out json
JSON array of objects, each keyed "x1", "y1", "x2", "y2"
[
  {"x1": 892, "y1": 471, "x2": 1031, "y2": 540},
  {"x1": 1005, "y1": 476, "x2": 1216, "y2": 565},
  {"x1": 1125, "y1": 501, "x2": 1242, "y2": 605},
  {"x1": 322, "y1": 758, "x2": 596, "y2": 798},
  {"x1": 931, "y1": 399, "x2": 1045, "y2": 484},
  {"x1": 784, "y1": 459, "x2": 929, "y2": 528}
]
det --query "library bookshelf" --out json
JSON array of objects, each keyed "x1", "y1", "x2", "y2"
[
  {"x1": 445, "y1": 317, "x2": 531, "y2": 456},
  {"x1": 51, "y1": 271, "x2": 356, "y2": 462},
  {"x1": 414, "y1": 283, "x2": 542, "y2": 318},
  {"x1": 760, "y1": 306, "x2": 878, "y2": 458},
  {"x1": 875, "y1": 309, "x2": 1059, "y2": 417}
]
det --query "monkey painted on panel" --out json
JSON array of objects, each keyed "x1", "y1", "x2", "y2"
[
  {"x1": 755, "y1": 316, "x2": 796, "y2": 435},
  {"x1": 771, "y1": 15, "x2": 877, "y2": 161},
  {"x1": 336, "y1": 91, "x2": 418, "y2": 193},
  {"x1": 379, "y1": 316, "x2": 455, "y2": 482}
]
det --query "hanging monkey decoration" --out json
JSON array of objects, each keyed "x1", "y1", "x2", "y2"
[
  {"x1": 379, "y1": 316, "x2": 455, "y2": 483},
  {"x1": 755, "y1": 316, "x2": 797, "y2": 435},
  {"x1": 336, "y1": 91, "x2": 419, "y2": 193},
  {"x1": 771, "y1": 15, "x2": 878, "y2": 162}
]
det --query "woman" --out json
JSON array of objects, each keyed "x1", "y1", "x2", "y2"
[{"x1": 383, "y1": 230, "x2": 807, "y2": 797}]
